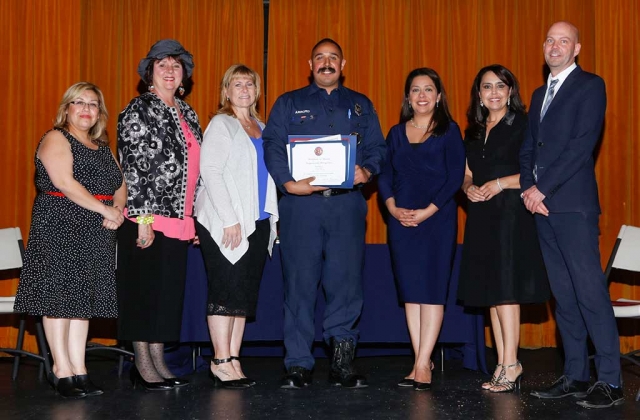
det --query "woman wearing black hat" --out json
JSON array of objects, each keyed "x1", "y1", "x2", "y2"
[{"x1": 116, "y1": 39, "x2": 202, "y2": 390}]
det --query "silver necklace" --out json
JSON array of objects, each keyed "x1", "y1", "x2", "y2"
[{"x1": 410, "y1": 118, "x2": 430, "y2": 129}]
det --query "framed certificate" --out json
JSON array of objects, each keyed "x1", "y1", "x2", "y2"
[{"x1": 287, "y1": 134, "x2": 357, "y2": 188}]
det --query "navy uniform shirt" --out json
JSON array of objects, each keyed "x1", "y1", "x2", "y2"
[{"x1": 263, "y1": 83, "x2": 386, "y2": 192}]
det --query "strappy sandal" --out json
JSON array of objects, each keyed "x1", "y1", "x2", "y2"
[
  {"x1": 489, "y1": 361, "x2": 523, "y2": 393},
  {"x1": 482, "y1": 363, "x2": 502, "y2": 390}
]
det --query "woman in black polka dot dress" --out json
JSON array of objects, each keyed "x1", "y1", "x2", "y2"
[{"x1": 14, "y1": 82, "x2": 127, "y2": 399}]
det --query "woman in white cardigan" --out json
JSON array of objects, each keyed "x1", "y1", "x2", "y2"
[{"x1": 194, "y1": 64, "x2": 278, "y2": 389}]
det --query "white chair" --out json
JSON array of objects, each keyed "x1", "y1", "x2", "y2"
[
  {"x1": 604, "y1": 225, "x2": 640, "y2": 401},
  {"x1": 0, "y1": 227, "x2": 51, "y2": 379}
]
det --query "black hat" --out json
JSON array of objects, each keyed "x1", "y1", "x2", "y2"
[{"x1": 137, "y1": 39, "x2": 194, "y2": 80}]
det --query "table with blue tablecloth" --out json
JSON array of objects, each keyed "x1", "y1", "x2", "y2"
[{"x1": 181, "y1": 244, "x2": 487, "y2": 373}]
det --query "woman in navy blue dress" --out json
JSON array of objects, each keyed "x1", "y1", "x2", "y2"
[{"x1": 378, "y1": 68, "x2": 465, "y2": 390}]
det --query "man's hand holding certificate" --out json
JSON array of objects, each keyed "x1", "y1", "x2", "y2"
[{"x1": 287, "y1": 134, "x2": 357, "y2": 189}]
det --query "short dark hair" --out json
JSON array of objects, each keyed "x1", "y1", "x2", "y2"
[
  {"x1": 400, "y1": 68, "x2": 453, "y2": 137},
  {"x1": 311, "y1": 38, "x2": 343, "y2": 58},
  {"x1": 465, "y1": 64, "x2": 526, "y2": 142}
]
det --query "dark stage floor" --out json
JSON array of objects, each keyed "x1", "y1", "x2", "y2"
[{"x1": 0, "y1": 348, "x2": 638, "y2": 420}]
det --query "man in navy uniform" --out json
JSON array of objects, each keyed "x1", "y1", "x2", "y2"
[
  {"x1": 263, "y1": 38, "x2": 386, "y2": 389},
  {"x1": 521, "y1": 21, "x2": 623, "y2": 408}
]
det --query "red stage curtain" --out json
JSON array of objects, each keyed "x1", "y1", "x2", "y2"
[
  {"x1": 266, "y1": 0, "x2": 640, "y2": 351},
  {"x1": 0, "y1": 0, "x2": 264, "y2": 352},
  {"x1": 2, "y1": 0, "x2": 638, "y2": 353}
]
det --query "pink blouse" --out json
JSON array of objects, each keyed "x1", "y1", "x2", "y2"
[{"x1": 125, "y1": 119, "x2": 201, "y2": 241}]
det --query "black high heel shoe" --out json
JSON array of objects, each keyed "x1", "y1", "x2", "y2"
[
  {"x1": 398, "y1": 378, "x2": 414, "y2": 387},
  {"x1": 162, "y1": 377, "x2": 189, "y2": 387},
  {"x1": 74, "y1": 374, "x2": 103, "y2": 396},
  {"x1": 413, "y1": 361, "x2": 435, "y2": 391},
  {"x1": 489, "y1": 361, "x2": 523, "y2": 393},
  {"x1": 130, "y1": 366, "x2": 174, "y2": 391},
  {"x1": 230, "y1": 356, "x2": 256, "y2": 386},
  {"x1": 413, "y1": 381, "x2": 432, "y2": 391},
  {"x1": 399, "y1": 360, "x2": 434, "y2": 388},
  {"x1": 209, "y1": 358, "x2": 250, "y2": 389},
  {"x1": 48, "y1": 372, "x2": 86, "y2": 399}
]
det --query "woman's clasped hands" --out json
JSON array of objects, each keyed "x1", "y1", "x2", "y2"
[
  {"x1": 390, "y1": 206, "x2": 431, "y2": 228},
  {"x1": 102, "y1": 205, "x2": 124, "y2": 230},
  {"x1": 466, "y1": 179, "x2": 503, "y2": 202}
]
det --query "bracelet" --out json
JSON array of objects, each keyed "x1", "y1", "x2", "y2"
[
  {"x1": 136, "y1": 215, "x2": 155, "y2": 225},
  {"x1": 496, "y1": 178, "x2": 504, "y2": 192}
]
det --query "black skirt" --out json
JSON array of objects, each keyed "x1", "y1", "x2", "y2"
[
  {"x1": 116, "y1": 218, "x2": 189, "y2": 342},
  {"x1": 196, "y1": 219, "x2": 270, "y2": 318},
  {"x1": 457, "y1": 190, "x2": 550, "y2": 307}
]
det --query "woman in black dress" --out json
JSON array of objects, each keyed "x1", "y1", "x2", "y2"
[
  {"x1": 14, "y1": 82, "x2": 126, "y2": 398},
  {"x1": 194, "y1": 64, "x2": 278, "y2": 388},
  {"x1": 458, "y1": 65, "x2": 549, "y2": 393},
  {"x1": 117, "y1": 40, "x2": 202, "y2": 390}
]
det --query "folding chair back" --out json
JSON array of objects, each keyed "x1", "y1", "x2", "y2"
[
  {"x1": 0, "y1": 227, "x2": 23, "y2": 271},
  {"x1": 0, "y1": 227, "x2": 51, "y2": 380},
  {"x1": 606, "y1": 225, "x2": 640, "y2": 401},
  {"x1": 607, "y1": 225, "x2": 640, "y2": 274}
]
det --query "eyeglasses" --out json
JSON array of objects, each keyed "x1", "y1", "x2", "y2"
[{"x1": 69, "y1": 100, "x2": 100, "y2": 111}]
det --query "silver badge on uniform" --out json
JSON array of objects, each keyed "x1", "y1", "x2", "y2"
[{"x1": 354, "y1": 103, "x2": 362, "y2": 116}]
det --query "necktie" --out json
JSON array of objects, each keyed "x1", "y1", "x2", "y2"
[{"x1": 540, "y1": 79, "x2": 558, "y2": 121}]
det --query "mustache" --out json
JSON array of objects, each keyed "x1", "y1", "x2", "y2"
[{"x1": 317, "y1": 67, "x2": 336, "y2": 74}]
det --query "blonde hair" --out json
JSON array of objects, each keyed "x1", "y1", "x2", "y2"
[
  {"x1": 53, "y1": 82, "x2": 109, "y2": 145},
  {"x1": 217, "y1": 64, "x2": 262, "y2": 121}
]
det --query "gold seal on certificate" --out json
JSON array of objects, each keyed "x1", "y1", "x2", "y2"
[{"x1": 287, "y1": 134, "x2": 357, "y2": 188}]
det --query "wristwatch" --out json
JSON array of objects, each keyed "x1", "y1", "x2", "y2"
[{"x1": 362, "y1": 166, "x2": 373, "y2": 182}]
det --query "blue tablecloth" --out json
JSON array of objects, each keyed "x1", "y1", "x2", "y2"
[{"x1": 181, "y1": 244, "x2": 487, "y2": 372}]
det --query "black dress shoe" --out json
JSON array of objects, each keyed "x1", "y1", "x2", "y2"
[
  {"x1": 398, "y1": 378, "x2": 414, "y2": 387},
  {"x1": 130, "y1": 367, "x2": 174, "y2": 391},
  {"x1": 162, "y1": 377, "x2": 190, "y2": 387},
  {"x1": 413, "y1": 381, "x2": 431, "y2": 391},
  {"x1": 329, "y1": 370, "x2": 368, "y2": 388},
  {"x1": 281, "y1": 366, "x2": 312, "y2": 389},
  {"x1": 576, "y1": 382, "x2": 624, "y2": 408},
  {"x1": 48, "y1": 372, "x2": 86, "y2": 399},
  {"x1": 530, "y1": 375, "x2": 589, "y2": 399},
  {"x1": 74, "y1": 374, "x2": 103, "y2": 396}
]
